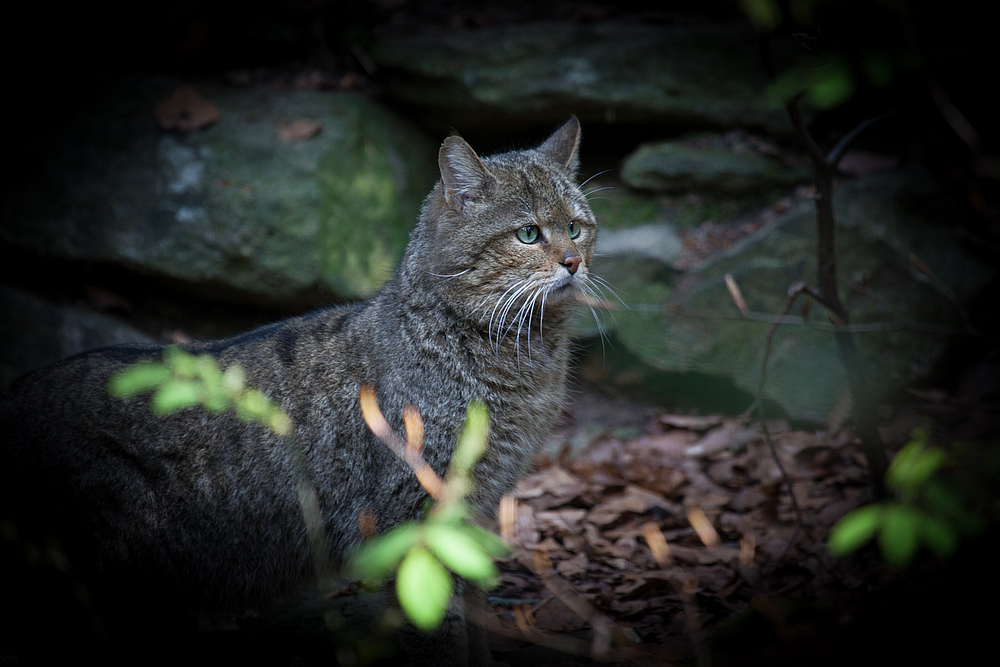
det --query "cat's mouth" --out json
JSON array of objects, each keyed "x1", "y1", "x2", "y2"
[{"x1": 547, "y1": 273, "x2": 581, "y2": 297}]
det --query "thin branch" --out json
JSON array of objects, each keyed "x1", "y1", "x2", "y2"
[
  {"x1": 787, "y1": 94, "x2": 829, "y2": 171},
  {"x1": 828, "y1": 103, "x2": 902, "y2": 169},
  {"x1": 753, "y1": 282, "x2": 806, "y2": 538}
]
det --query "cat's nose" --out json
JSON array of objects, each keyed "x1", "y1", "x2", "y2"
[{"x1": 562, "y1": 254, "x2": 582, "y2": 274}]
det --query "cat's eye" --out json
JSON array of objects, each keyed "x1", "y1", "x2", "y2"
[
  {"x1": 516, "y1": 225, "x2": 540, "y2": 244},
  {"x1": 567, "y1": 220, "x2": 581, "y2": 239}
]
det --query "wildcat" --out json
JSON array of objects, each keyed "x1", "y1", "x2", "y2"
[{"x1": 0, "y1": 117, "x2": 598, "y2": 663}]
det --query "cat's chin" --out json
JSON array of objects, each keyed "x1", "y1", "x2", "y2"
[{"x1": 546, "y1": 279, "x2": 581, "y2": 303}]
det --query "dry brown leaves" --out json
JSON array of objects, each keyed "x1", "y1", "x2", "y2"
[{"x1": 485, "y1": 407, "x2": 884, "y2": 663}]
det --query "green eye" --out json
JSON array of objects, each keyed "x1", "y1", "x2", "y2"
[
  {"x1": 516, "y1": 225, "x2": 540, "y2": 244},
  {"x1": 567, "y1": 220, "x2": 581, "y2": 239}
]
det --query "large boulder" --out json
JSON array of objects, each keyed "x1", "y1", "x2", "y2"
[
  {"x1": 369, "y1": 22, "x2": 795, "y2": 135},
  {"x1": 581, "y1": 167, "x2": 994, "y2": 422},
  {"x1": 0, "y1": 287, "x2": 154, "y2": 389},
  {"x1": 1, "y1": 81, "x2": 438, "y2": 303},
  {"x1": 621, "y1": 132, "x2": 811, "y2": 195}
]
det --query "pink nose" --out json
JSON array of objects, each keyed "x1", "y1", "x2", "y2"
[{"x1": 562, "y1": 254, "x2": 581, "y2": 274}]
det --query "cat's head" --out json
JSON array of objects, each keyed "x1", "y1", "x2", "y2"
[{"x1": 412, "y1": 117, "x2": 599, "y2": 343}]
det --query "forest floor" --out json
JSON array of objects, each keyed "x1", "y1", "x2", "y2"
[{"x1": 477, "y1": 380, "x2": 1000, "y2": 666}]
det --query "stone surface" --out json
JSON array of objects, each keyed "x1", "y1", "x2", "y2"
[
  {"x1": 579, "y1": 167, "x2": 994, "y2": 422},
  {"x1": 621, "y1": 132, "x2": 811, "y2": 195},
  {"x1": 0, "y1": 287, "x2": 154, "y2": 389},
  {"x1": 1, "y1": 80, "x2": 438, "y2": 303},
  {"x1": 370, "y1": 22, "x2": 795, "y2": 134}
]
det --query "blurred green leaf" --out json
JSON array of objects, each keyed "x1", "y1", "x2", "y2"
[
  {"x1": 163, "y1": 346, "x2": 198, "y2": 378},
  {"x1": 879, "y1": 504, "x2": 922, "y2": 568},
  {"x1": 829, "y1": 503, "x2": 883, "y2": 556},
  {"x1": 196, "y1": 355, "x2": 226, "y2": 410},
  {"x1": 806, "y1": 62, "x2": 855, "y2": 109},
  {"x1": 222, "y1": 365, "x2": 246, "y2": 395},
  {"x1": 462, "y1": 523, "x2": 512, "y2": 559},
  {"x1": 424, "y1": 524, "x2": 499, "y2": 587},
  {"x1": 451, "y1": 401, "x2": 489, "y2": 474},
  {"x1": 396, "y1": 545, "x2": 452, "y2": 632},
  {"x1": 237, "y1": 389, "x2": 273, "y2": 421},
  {"x1": 739, "y1": 0, "x2": 782, "y2": 31},
  {"x1": 151, "y1": 380, "x2": 202, "y2": 415},
  {"x1": 888, "y1": 431, "x2": 946, "y2": 494},
  {"x1": 349, "y1": 522, "x2": 422, "y2": 583},
  {"x1": 108, "y1": 363, "x2": 171, "y2": 397}
]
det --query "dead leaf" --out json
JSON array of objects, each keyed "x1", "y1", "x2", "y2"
[
  {"x1": 515, "y1": 465, "x2": 587, "y2": 501},
  {"x1": 155, "y1": 86, "x2": 221, "y2": 133},
  {"x1": 535, "y1": 509, "x2": 587, "y2": 533},
  {"x1": 659, "y1": 414, "x2": 724, "y2": 431},
  {"x1": 687, "y1": 422, "x2": 760, "y2": 458},
  {"x1": 533, "y1": 597, "x2": 587, "y2": 632},
  {"x1": 623, "y1": 463, "x2": 687, "y2": 496},
  {"x1": 728, "y1": 486, "x2": 769, "y2": 512},
  {"x1": 629, "y1": 431, "x2": 696, "y2": 461},
  {"x1": 277, "y1": 118, "x2": 323, "y2": 142},
  {"x1": 588, "y1": 485, "x2": 677, "y2": 527},
  {"x1": 555, "y1": 552, "x2": 589, "y2": 577}
]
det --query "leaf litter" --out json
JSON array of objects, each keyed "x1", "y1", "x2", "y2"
[{"x1": 481, "y1": 388, "x2": 1000, "y2": 665}]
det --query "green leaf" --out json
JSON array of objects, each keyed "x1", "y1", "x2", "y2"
[
  {"x1": 348, "y1": 523, "x2": 421, "y2": 583},
  {"x1": 396, "y1": 545, "x2": 452, "y2": 632},
  {"x1": 806, "y1": 62, "x2": 855, "y2": 109},
  {"x1": 151, "y1": 380, "x2": 202, "y2": 415},
  {"x1": 879, "y1": 504, "x2": 922, "y2": 568},
  {"x1": 424, "y1": 524, "x2": 499, "y2": 587},
  {"x1": 452, "y1": 401, "x2": 489, "y2": 474},
  {"x1": 163, "y1": 346, "x2": 198, "y2": 378},
  {"x1": 237, "y1": 389, "x2": 273, "y2": 422},
  {"x1": 222, "y1": 365, "x2": 246, "y2": 396},
  {"x1": 905, "y1": 448, "x2": 947, "y2": 490},
  {"x1": 196, "y1": 355, "x2": 227, "y2": 410},
  {"x1": 462, "y1": 523, "x2": 511, "y2": 559},
  {"x1": 108, "y1": 363, "x2": 171, "y2": 397},
  {"x1": 738, "y1": 0, "x2": 781, "y2": 31},
  {"x1": 828, "y1": 504, "x2": 883, "y2": 556}
]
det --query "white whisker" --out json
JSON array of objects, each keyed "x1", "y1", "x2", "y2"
[
  {"x1": 493, "y1": 281, "x2": 532, "y2": 352},
  {"x1": 427, "y1": 268, "x2": 471, "y2": 282},
  {"x1": 579, "y1": 169, "x2": 614, "y2": 189},
  {"x1": 588, "y1": 275, "x2": 629, "y2": 311},
  {"x1": 582, "y1": 186, "x2": 616, "y2": 198}
]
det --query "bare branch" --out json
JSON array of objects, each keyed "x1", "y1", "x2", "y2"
[
  {"x1": 828, "y1": 103, "x2": 901, "y2": 169},
  {"x1": 756, "y1": 286, "x2": 806, "y2": 534}
]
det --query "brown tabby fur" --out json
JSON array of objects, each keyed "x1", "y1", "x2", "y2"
[{"x1": 0, "y1": 117, "x2": 599, "y2": 663}]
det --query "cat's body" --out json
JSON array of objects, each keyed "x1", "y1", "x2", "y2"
[{"x1": 1, "y1": 118, "x2": 597, "y2": 660}]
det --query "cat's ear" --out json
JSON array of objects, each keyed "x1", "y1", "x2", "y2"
[
  {"x1": 538, "y1": 116, "x2": 581, "y2": 176},
  {"x1": 439, "y1": 135, "x2": 497, "y2": 217}
]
